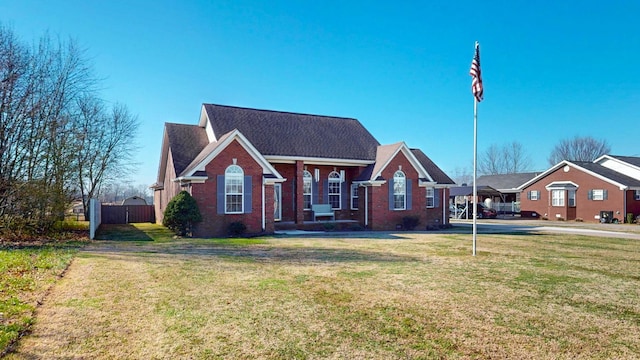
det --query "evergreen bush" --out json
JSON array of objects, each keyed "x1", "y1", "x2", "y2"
[{"x1": 162, "y1": 191, "x2": 202, "y2": 236}]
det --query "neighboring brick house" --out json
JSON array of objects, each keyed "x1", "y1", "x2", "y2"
[
  {"x1": 518, "y1": 155, "x2": 640, "y2": 222},
  {"x1": 152, "y1": 104, "x2": 455, "y2": 237}
]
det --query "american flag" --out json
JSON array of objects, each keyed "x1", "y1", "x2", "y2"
[{"x1": 469, "y1": 42, "x2": 483, "y2": 102}]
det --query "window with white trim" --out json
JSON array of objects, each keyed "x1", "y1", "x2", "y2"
[
  {"x1": 225, "y1": 165, "x2": 244, "y2": 213},
  {"x1": 328, "y1": 171, "x2": 341, "y2": 209},
  {"x1": 568, "y1": 190, "x2": 576, "y2": 207},
  {"x1": 393, "y1": 171, "x2": 406, "y2": 210},
  {"x1": 529, "y1": 190, "x2": 539, "y2": 201},
  {"x1": 593, "y1": 189, "x2": 604, "y2": 201},
  {"x1": 350, "y1": 183, "x2": 359, "y2": 210},
  {"x1": 426, "y1": 187, "x2": 435, "y2": 208},
  {"x1": 551, "y1": 190, "x2": 564, "y2": 207},
  {"x1": 635, "y1": 190, "x2": 640, "y2": 201},
  {"x1": 303, "y1": 170, "x2": 312, "y2": 210}
]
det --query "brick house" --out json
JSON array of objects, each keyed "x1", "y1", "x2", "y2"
[
  {"x1": 152, "y1": 104, "x2": 455, "y2": 237},
  {"x1": 518, "y1": 155, "x2": 640, "y2": 222}
]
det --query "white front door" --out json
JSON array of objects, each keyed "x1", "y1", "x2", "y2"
[{"x1": 273, "y1": 184, "x2": 282, "y2": 222}]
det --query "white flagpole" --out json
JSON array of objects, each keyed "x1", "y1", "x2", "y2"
[{"x1": 472, "y1": 97, "x2": 478, "y2": 256}]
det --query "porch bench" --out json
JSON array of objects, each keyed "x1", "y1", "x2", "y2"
[{"x1": 311, "y1": 204, "x2": 335, "y2": 221}]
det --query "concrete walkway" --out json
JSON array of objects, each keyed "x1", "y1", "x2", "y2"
[{"x1": 450, "y1": 218, "x2": 640, "y2": 240}]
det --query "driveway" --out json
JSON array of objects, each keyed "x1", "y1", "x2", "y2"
[{"x1": 450, "y1": 218, "x2": 640, "y2": 240}]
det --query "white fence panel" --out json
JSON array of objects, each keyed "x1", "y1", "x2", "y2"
[{"x1": 89, "y1": 198, "x2": 102, "y2": 240}]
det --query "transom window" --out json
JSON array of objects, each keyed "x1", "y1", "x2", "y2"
[
  {"x1": 551, "y1": 189, "x2": 564, "y2": 207},
  {"x1": 393, "y1": 171, "x2": 406, "y2": 210},
  {"x1": 225, "y1": 165, "x2": 244, "y2": 213},
  {"x1": 303, "y1": 170, "x2": 312, "y2": 210},
  {"x1": 328, "y1": 171, "x2": 341, "y2": 210},
  {"x1": 426, "y1": 188, "x2": 435, "y2": 208}
]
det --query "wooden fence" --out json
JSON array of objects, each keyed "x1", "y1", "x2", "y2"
[{"x1": 101, "y1": 205, "x2": 155, "y2": 224}]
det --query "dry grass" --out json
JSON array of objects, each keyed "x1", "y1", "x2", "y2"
[{"x1": 6, "y1": 224, "x2": 640, "y2": 359}]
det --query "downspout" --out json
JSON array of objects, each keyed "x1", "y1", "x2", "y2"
[
  {"x1": 262, "y1": 179, "x2": 266, "y2": 231},
  {"x1": 623, "y1": 188, "x2": 627, "y2": 222},
  {"x1": 441, "y1": 188, "x2": 446, "y2": 224},
  {"x1": 364, "y1": 185, "x2": 369, "y2": 228}
]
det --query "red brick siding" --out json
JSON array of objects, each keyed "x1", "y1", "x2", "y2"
[
  {"x1": 191, "y1": 140, "x2": 265, "y2": 237},
  {"x1": 521, "y1": 165, "x2": 626, "y2": 222},
  {"x1": 368, "y1": 152, "x2": 428, "y2": 230},
  {"x1": 626, "y1": 190, "x2": 640, "y2": 220}
]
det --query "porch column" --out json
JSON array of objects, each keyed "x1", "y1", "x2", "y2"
[{"x1": 295, "y1": 160, "x2": 305, "y2": 224}]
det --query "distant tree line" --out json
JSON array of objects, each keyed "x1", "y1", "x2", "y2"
[
  {"x1": 453, "y1": 136, "x2": 611, "y2": 184},
  {"x1": 0, "y1": 24, "x2": 138, "y2": 234}
]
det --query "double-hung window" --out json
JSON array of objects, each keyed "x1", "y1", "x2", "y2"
[
  {"x1": 592, "y1": 189, "x2": 605, "y2": 201},
  {"x1": 636, "y1": 190, "x2": 640, "y2": 201},
  {"x1": 303, "y1": 170, "x2": 312, "y2": 210},
  {"x1": 328, "y1": 171, "x2": 341, "y2": 209},
  {"x1": 551, "y1": 190, "x2": 564, "y2": 207},
  {"x1": 225, "y1": 165, "x2": 244, "y2": 213},
  {"x1": 393, "y1": 171, "x2": 406, "y2": 210},
  {"x1": 350, "y1": 183, "x2": 359, "y2": 210},
  {"x1": 426, "y1": 188, "x2": 435, "y2": 208}
]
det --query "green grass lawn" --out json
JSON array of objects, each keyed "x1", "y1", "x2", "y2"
[
  {"x1": 0, "y1": 242, "x2": 84, "y2": 356},
  {"x1": 4, "y1": 224, "x2": 640, "y2": 359}
]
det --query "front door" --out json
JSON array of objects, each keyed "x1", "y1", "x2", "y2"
[{"x1": 273, "y1": 183, "x2": 281, "y2": 221}]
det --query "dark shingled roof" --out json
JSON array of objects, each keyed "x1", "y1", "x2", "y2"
[
  {"x1": 203, "y1": 104, "x2": 379, "y2": 160},
  {"x1": 410, "y1": 149, "x2": 455, "y2": 184},
  {"x1": 573, "y1": 161, "x2": 640, "y2": 187},
  {"x1": 165, "y1": 123, "x2": 209, "y2": 176},
  {"x1": 476, "y1": 172, "x2": 540, "y2": 191},
  {"x1": 610, "y1": 155, "x2": 640, "y2": 168}
]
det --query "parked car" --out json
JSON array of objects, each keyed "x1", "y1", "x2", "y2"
[{"x1": 451, "y1": 203, "x2": 497, "y2": 219}]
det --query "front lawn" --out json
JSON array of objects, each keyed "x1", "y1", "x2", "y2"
[{"x1": 5, "y1": 224, "x2": 640, "y2": 359}]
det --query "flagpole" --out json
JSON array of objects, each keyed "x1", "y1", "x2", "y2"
[
  {"x1": 472, "y1": 97, "x2": 478, "y2": 256},
  {"x1": 469, "y1": 40, "x2": 482, "y2": 256}
]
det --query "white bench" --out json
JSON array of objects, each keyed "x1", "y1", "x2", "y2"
[{"x1": 311, "y1": 204, "x2": 335, "y2": 221}]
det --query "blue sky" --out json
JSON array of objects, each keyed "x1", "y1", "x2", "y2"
[{"x1": 2, "y1": 0, "x2": 639, "y2": 187}]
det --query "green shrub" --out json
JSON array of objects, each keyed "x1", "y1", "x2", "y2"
[
  {"x1": 402, "y1": 216, "x2": 420, "y2": 231},
  {"x1": 228, "y1": 222, "x2": 247, "y2": 237},
  {"x1": 162, "y1": 191, "x2": 202, "y2": 237},
  {"x1": 626, "y1": 213, "x2": 634, "y2": 224}
]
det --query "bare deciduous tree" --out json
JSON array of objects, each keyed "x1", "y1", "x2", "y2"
[
  {"x1": 75, "y1": 100, "x2": 139, "y2": 217},
  {"x1": 0, "y1": 24, "x2": 139, "y2": 233},
  {"x1": 548, "y1": 136, "x2": 611, "y2": 166},
  {"x1": 478, "y1": 141, "x2": 532, "y2": 175}
]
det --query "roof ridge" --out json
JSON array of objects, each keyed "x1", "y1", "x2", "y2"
[{"x1": 203, "y1": 103, "x2": 359, "y2": 121}]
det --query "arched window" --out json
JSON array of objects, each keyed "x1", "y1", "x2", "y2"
[
  {"x1": 303, "y1": 170, "x2": 313, "y2": 210},
  {"x1": 393, "y1": 170, "x2": 406, "y2": 210},
  {"x1": 328, "y1": 171, "x2": 341, "y2": 209},
  {"x1": 225, "y1": 165, "x2": 244, "y2": 213}
]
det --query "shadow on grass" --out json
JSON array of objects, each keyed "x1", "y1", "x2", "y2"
[{"x1": 96, "y1": 224, "x2": 154, "y2": 241}]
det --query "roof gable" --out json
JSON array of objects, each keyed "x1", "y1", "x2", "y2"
[
  {"x1": 519, "y1": 160, "x2": 640, "y2": 190},
  {"x1": 595, "y1": 155, "x2": 640, "y2": 180},
  {"x1": 355, "y1": 142, "x2": 438, "y2": 183},
  {"x1": 179, "y1": 129, "x2": 283, "y2": 180},
  {"x1": 200, "y1": 104, "x2": 380, "y2": 161}
]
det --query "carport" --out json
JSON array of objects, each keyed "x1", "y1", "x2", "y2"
[{"x1": 449, "y1": 185, "x2": 504, "y2": 219}]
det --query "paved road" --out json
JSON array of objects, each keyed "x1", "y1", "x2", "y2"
[{"x1": 450, "y1": 219, "x2": 640, "y2": 240}]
